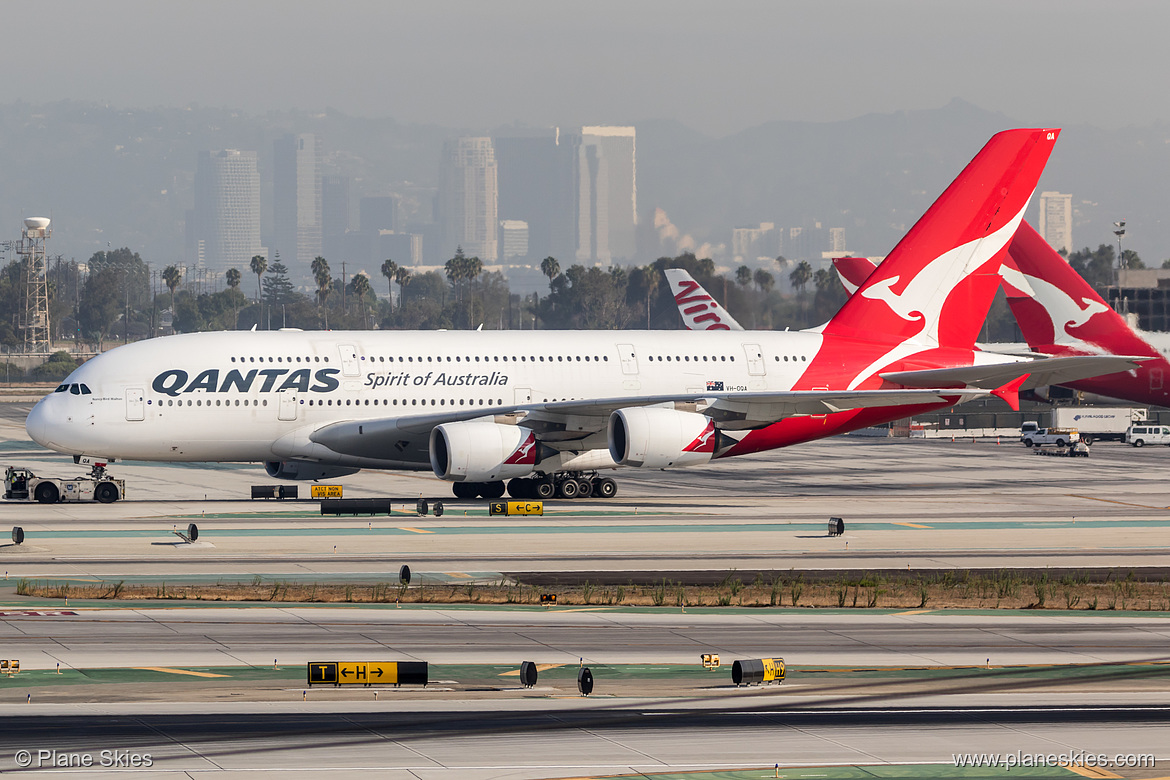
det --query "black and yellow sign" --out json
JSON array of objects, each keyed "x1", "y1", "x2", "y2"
[
  {"x1": 761, "y1": 657, "x2": 785, "y2": 683},
  {"x1": 307, "y1": 661, "x2": 428, "y2": 686},
  {"x1": 701, "y1": 653, "x2": 720, "y2": 669},
  {"x1": 489, "y1": 500, "x2": 543, "y2": 516},
  {"x1": 311, "y1": 485, "x2": 343, "y2": 499}
]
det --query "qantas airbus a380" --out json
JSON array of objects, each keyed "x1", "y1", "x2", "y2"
[{"x1": 23, "y1": 128, "x2": 1140, "y2": 503}]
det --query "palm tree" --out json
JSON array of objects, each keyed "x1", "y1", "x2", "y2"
[
  {"x1": 393, "y1": 266, "x2": 412, "y2": 308},
  {"x1": 310, "y1": 256, "x2": 332, "y2": 327},
  {"x1": 642, "y1": 267, "x2": 659, "y2": 328},
  {"x1": 789, "y1": 260, "x2": 813, "y2": 298},
  {"x1": 225, "y1": 268, "x2": 241, "y2": 290},
  {"x1": 753, "y1": 268, "x2": 774, "y2": 294},
  {"x1": 540, "y1": 256, "x2": 560, "y2": 285},
  {"x1": 161, "y1": 265, "x2": 182, "y2": 313},
  {"x1": 349, "y1": 272, "x2": 372, "y2": 327},
  {"x1": 735, "y1": 265, "x2": 752, "y2": 287},
  {"x1": 381, "y1": 259, "x2": 398, "y2": 309},
  {"x1": 249, "y1": 254, "x2": 267, "y2": 302}
]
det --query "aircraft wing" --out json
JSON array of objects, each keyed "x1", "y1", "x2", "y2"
[
  {"x1": 880, "y1": 354, "x2": 1151, "y2": 391},
  {"x1": 308, "y1": 386, "x2": 983, "y2": 456}
]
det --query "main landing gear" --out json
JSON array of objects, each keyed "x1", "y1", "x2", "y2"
[{"x1": 449, "y1": 472, "x2": 618, "y2": 501}]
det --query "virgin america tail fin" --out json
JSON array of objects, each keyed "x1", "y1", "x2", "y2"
[
  {"x1": 664, "y1": 268, "x2": 744, "y2": 331},
  {"x1": 823, "y1": 129, "x2": 1060, "y2": 350}
]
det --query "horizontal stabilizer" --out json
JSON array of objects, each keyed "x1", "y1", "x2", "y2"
[
  {"x1": 990, "y1": 374, "x2": 1029, "y2": 411},
  {"x1": 880, "y1": 354, "x2": 1150, "y2": 392}
]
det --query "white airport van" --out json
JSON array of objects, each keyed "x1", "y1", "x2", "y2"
[{"x1": 1124, "y1": 424, "x2": 1170, "y2": 447}]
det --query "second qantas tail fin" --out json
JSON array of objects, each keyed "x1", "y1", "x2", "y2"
[
  {"x1": 831, "y1": 256, "x2": 879, "y2": 295},
  {"x1": 824, "y1": 128, "x2": 1060, "y2": 350},
  {"x1": 1004, "y1": 220, "x2": 1156, "y2": 357}
]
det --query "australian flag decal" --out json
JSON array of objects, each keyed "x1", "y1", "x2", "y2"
[{"x1": 706, "y1": 380, "x2": 724, "y2": 391}]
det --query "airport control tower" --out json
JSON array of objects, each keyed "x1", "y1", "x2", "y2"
[{"x1": 18, "y1": 217, "x2": 51, "y2": 353}]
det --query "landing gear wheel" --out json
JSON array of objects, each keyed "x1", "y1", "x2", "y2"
[
  {"x1": 534, "y1": 480, "x2": 555, "y2": 500},
  {"x1": 94, "y1": 482, "x2": 120, "y2": 504},
  {"x1": 575, "y1": 478, "x2": 593, "y2": 499},
  {"x1": 481, "y1": 481, "x2": 506, "y2": 500},
  {"x1": 452, "y1": 482, "x2": 479, "y2": 499},
  {"x1": 34, "y1": 482, "x2": 59, "y2": 504},
  {"x1": 556, "y1": 479, "x2": 579, "y2": 499},
  {"x1": 595, "y1": 477, "x2": 617, "y2": 499},
  {"x1": 507, "y1": 479, "x2": 530, "y2": 498}
]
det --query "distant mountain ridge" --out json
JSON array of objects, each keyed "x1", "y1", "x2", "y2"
[{"x1": 1, "y1": 99, "x2": 1167, "y2": 268}]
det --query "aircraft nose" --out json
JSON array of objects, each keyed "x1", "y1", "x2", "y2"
[{"x1": 25, "y1": 400, "x2": 49, "y2": 448}]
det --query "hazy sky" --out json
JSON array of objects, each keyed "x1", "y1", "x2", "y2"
[{"x1": 4, "y1": 0, "x2": 1166, "y2": 135}]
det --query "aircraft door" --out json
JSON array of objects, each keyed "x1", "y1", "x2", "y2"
[
  {"x1": 338, "y1": 344, "x2": 360, "y2": 377},
  {"x1": 617, "y1": 344, "x2": 639, "y2": 375},
  {"x1": 278, "y1": 389, "x2": 298, "y2": 421},
  {"x1": 125, "y1": 388, "x2": 145, "y2": 421},
  {"x1": 514, "y1": 387, "x2": 532, "y2": 405},
  {"x1": 743, "y1": 344, "x2": 766, "y2": 376},
  {"x1": 1151, "y1": 368, "x2": 1163, "y2": 391}
]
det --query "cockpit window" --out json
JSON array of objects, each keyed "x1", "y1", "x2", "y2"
[
  {"x1": 69, "y1": 384, "x2": 81, "y2": 395},
  {"x1": 54, "y1": 384, "x2": 69, "y2": 393},
  {"x1": 79, "y1": 384, "x2": 92, "y2": 395}
]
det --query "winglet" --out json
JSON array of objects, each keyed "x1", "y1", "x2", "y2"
[{"x1": 991, "y1": 373, "x2": 1029, "y2": 411}]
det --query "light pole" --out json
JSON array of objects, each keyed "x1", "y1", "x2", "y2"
[{"x1": 1114, "y1": 220, "x2": 1127, "y2": 271}]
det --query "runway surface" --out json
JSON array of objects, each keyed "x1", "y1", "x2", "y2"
[
  {"x1": 0, "y1": 699, "x2": 1167, "y2": 778},
  {"x1": 3, "y1": 402, "x2": 1170, "y2": 776}
]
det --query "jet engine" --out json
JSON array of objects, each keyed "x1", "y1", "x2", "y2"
[
  {"x1": 264, "y1": 460, "x2": 360, "y2": 481},
  {"x1": 430, "y1": 422, "x2": 540, "y2": 482},
  {"x1": 608, "y1": 407, "x2": 718, "y2": 468}
]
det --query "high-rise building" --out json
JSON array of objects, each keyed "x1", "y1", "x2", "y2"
[
  {"x1": 273, "y1": 133, "x2": 323, "y2": 267},
  {"x1": 322, "y1": 174, "x2": 352, "y2": 261},
  {"x1": 1039, "y1": 191, "x2": 1073, "y2": 255},
  {"x1": 493, "y1": 128, "x2": 570, "y2": 261},
  {"x1": 574, "y1": 140, "x2": 609, "y2": 263},
  {"x1": 581, "y1": 126, "x2": 636, "y2": 260},
  {"x1": 438, "y1": 137, "x2": 498, "y2": 261},
  {"x1": 829, "y1": 227, "x2": 847, "y2": 253},
  {"x1": 732, "y1": 222, "x2": 777, "y2": 262},
  {"x1": 359, "y1": 196, "x2": 399, "y2": 232},
  {"x1": 499, "y1": 220, "x2": 530, "y2": 261},
  {"x1": 190, "y1": 149, "x2": 262, "y2": 272}
]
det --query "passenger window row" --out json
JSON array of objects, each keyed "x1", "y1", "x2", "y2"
[{"x1": 230, "y1": 356, "x2": 329, "y2": 364}]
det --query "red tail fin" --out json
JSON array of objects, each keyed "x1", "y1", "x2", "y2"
[
  {"x1": 832, "y1": 256, "x2": 879, "y2": 295},
  {"x1": 1004, "y1": 221, "x2": 1155, "y2": 357},
  {"x1": 825, "y1": 129, "x2": 1060, "y2": 349}
]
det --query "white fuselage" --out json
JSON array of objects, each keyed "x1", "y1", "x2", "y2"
[{"x1": 27, "y1": 328, "x2": 830, "y2": 469}]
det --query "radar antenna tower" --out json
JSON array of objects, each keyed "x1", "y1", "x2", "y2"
[{"x1": 18, "y1": 217, "x2": 52, "y2": 353}]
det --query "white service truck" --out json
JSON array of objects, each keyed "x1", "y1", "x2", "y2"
[
  {"x1": 1020, "y1": 426, "x2": 1081, "y2": 448},
  {"x1": 1049, "y1": 407, "x2": 1147, "y2": 444}
]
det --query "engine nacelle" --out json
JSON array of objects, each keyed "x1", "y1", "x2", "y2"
[
  {"x1": 608, "y1": 408, "x2": 717, "y2": 468},
  {"x1": 264, "y1": 460, "x2": 360, "y2": 481},
  {"x1": 430, "y1": 422, "x2": 539, "y2": 482}
]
